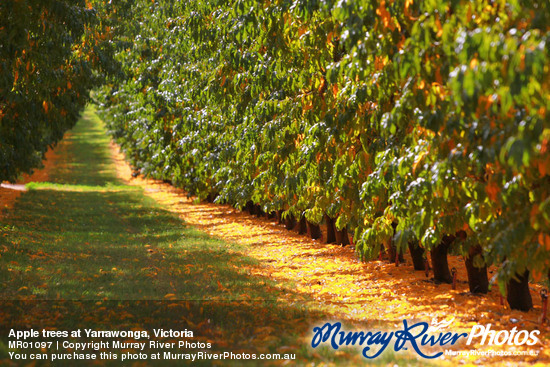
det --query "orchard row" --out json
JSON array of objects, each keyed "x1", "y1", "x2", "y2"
[
  {"x1": 1, "y1": 0, "x2": 115, "y2": 182},
  {"x1": 93, "y1": 1, "x2": 550, "y2": 310}
]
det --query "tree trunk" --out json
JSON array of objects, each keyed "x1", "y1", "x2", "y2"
[
  {"x1": 335, "y1": 226, "x2": 349, "y2": 246},
  {"x1": 386, "y1": 240, "x2": 404, "y2": 264},
  {"x1": 507, "y1": 270, "x2": 533, "y2": 311},
  {"x1": 284, "y1": 214, "x2": 296, "y2": 230},
  {"x1": 298, "y1": 215, "x2": 307, "y2": 235},
  {"x1": 254, "y1": 204, "x2": 264, "y2": 217},
  {"x1": 430, "y1": 235, "x2": 454, "y2": 283},
  {"x1": 324, "y1": 214, "x2": 336, "y2": 244},
  {"x1": 277, "y1": 210, "x2": 284, "y2": 224},
  {"x1": 348, "y1": 233, "x2": 354, "y2": 247},
  {"x1": 408, "y1": 241, "x2": 425, "y2": 271},
  {"x1": 464, "y1": 245, "x2": 489, "y2": 293},
  {"x1": 307, "y1": 221, "x2": 322, "y2": 240},
  {"x1": 265, "y1": 211, "x2": 275, "y2": 219},
  {"x1": 378, "y1": 245, "x2": 385, "y2": 260},
  {"x1": 245, "y1": 201, "x2": 255, "y2": 214},
  {"x1": 206, "y1": 192, "x2": 217, "y2": 203},
  {"x1": 387, "y1": 222, "x2": 404, "y2": 263}
]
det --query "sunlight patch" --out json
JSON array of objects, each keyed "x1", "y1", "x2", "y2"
[{"x1": 25, "y1": 182, "x2": 138, "y2": 193}]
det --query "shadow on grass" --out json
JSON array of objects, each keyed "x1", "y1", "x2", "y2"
[
  {"x1": 0, "y1": 185, "x2": 330, "y2": 365},
  {"x1": 0, "y1": 186, "x2": 438, "y2": 366},
  {"x1": 0, "y1": 107, "x2": 432, "y2": 366},
  {"x1": 0, "y1": 186, "x2": 301, "y2": 302}
]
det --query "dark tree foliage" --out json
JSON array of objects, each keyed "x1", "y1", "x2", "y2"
[
  {"x1": 0, "y1": 0, "x2": 113, "y2": 181},
  {"x1": 95, "y1": 0, "x2": 550, "y2": 305}
]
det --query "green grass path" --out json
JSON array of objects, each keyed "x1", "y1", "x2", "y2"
[
  {"x1": 1, "y1": 107, "x2": 284, "y2": 302},
  {"x1": 0, "y1": 107, "x2": 312, "y2": 363},
  {"x1": 0, "y1": 106, "x2": 425, "y2": 366}
]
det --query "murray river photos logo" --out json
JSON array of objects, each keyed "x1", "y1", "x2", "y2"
[{"x1": 310, "y1": 319, "x2": 540, "y2": 359}]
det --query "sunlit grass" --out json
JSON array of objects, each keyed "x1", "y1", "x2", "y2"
[
  {"x1": 0, "y1": 106, "x2": 431, "y2": 366},
  {"x1": 26, "y1": 182, "x2": 138, "y2": 192}
]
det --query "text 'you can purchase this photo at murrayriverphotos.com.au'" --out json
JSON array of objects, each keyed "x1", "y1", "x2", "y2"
[{"x1": 7, "y1": 328, "x2": 297, "y2": 363}]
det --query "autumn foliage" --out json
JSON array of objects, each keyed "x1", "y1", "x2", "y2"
[
  {"x1": 93, "y1": 0, "x2": 548, "y2": 309},
  {"x1": 0, "y1": 0, "x2": 114, "y2": 182}
]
